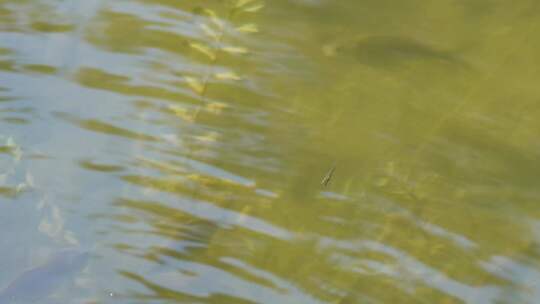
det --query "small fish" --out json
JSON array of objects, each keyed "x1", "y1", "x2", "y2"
[
  {"x1": 0, "y1": 249, "x2": 89, "y2": 303},
  {"x1": 321, "y1": 163, "x2": 336, "y2": 187},
  {"x1": 327, "y1": 35, "x2": 469, "y2": 69}
]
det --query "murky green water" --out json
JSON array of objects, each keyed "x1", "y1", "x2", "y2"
[{"x1": 1, "y1": 0, "x2": 540, "y2": 303}]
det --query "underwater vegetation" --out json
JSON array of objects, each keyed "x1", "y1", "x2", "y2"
[
  {"x1": 181, "y1": 0, "x2": 265, "y2": 121},
  {"x1": 98, "y1": 0, "x2": 270, "y2": 300}
]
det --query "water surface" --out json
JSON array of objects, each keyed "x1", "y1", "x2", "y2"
[{"x1": 1, "y1": 0, "x2": 540, "y2": 303}]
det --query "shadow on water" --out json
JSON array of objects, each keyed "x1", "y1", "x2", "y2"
[{"x1": 0, "y1": 248, "x2": 89, "y2": 303}]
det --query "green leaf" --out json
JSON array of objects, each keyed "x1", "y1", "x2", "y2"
[
  {"x1": 221, "y1": 46, "x2": 249, "y2": 55},
  {"x1": 236, "y1": 23, "x2": 259, "y2": 33},
  {"x1": 190, "y1": 42, "x2": 216, "y2": 60},
  {"x1": 205, "y1": 102, "x2": 228, "y2": 114},
  {"x1": 200, "y1": 24, "x2": 219, "y2": 40},
  {"x1": 202, "y1": 8, "x2": 223, "y2": 30},
  {"x1": 184, "y1": 76, "x2": 205, "y2": 94},
  {"x1": 169, "y1": 105, "x2": 197, "y2": 122},
  {"x1": 214, "y1": 71, "x2": 242, "y2": 81},
  {"x1": 242, "y1": 3, "x2": 264, "y2": 13},
  {"x1": 236, "y1": 0, "x2": 256, "y2": 8}
]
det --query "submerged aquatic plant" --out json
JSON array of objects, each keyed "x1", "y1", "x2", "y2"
[
  {"x1": 0, "y1": 249, "x2": 89, "y2": 302},
  {"x1": 181, "y1": 0, "x2": 265, "y2": 121},
  {"x1": 161, "y1": 0, "x2": 266, "y2": 198}
]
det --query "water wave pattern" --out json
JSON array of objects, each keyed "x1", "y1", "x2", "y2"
[{"x1": 1, "y1": 0, "x2": 540, "y2": 303}]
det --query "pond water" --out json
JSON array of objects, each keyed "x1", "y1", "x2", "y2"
[{"x1": 1, "y1": 0, "x2": 540, "y2": 303}]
